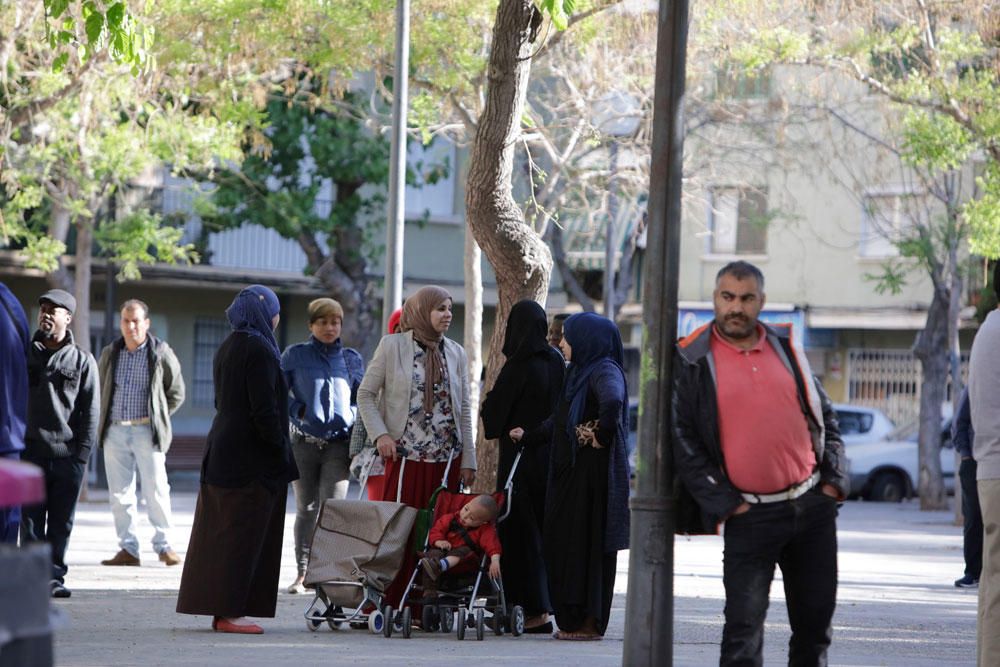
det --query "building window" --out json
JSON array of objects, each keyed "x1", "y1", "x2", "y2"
[
  {"x1": 861, "y1": 191, "x2": 917, "y2": 258},
  {"x1": 405, "y1": 138, "x2": 457, "y2": 221},
  {"x1": 192, "y1": 317, "x2": 229, "y2": 408},
  {"x1": 715, "y1": 65, "x2": 771, "y2": 100},
  {"x1": 707, "y1": 186, "x2": 768, "y2": 255}
]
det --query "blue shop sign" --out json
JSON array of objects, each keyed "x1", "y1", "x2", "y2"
[{"x1": 678, "y1": 308, "x2": 806, "y2": 346}]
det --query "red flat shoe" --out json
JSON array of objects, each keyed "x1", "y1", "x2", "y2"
[{"x1": 214, "y1": 618, "x2": 263, "y2": 634}]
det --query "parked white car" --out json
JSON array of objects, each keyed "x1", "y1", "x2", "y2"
[
  {"x1": 846, "y1": 415, "x2": 956, "y2": 502},
  {"x1": 833, "y1": 404, "x2": 896, "y2": 446}
]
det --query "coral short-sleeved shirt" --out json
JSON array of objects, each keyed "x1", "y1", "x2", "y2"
[{"x1": 711, "y1": 325, "x2": 816, "y2": 495}]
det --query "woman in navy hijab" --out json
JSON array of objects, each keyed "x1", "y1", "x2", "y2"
[
  {"x1": 177, "y1": 285, "x2": 298, "y2": 634},
  {"x1": 510, "y1": 311, "x2": 630, "y2": 640}
]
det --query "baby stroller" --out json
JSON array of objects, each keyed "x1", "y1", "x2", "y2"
[
  {"x1": 387, "y1": 447, "x2": 527, "y2": 641},
  {"x1": 302, "y1": 454, "x2": 417, "y2": 634}
]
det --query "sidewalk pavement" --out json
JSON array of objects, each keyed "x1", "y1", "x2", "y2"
[{"x1": 47, "y1": 479, "x2": 975, "y2": 666}]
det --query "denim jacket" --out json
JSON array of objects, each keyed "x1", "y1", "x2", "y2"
[{"x1": 282, "y1": 337, "x2": 364, "y2": 441}]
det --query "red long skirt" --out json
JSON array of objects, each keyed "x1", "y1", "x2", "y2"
[
  {"x1": 380, "y1": 456, "x2": 461, "y2": 607},
  {"x1": 365, "y1": 475, "x2": 385, "y2": 501}
]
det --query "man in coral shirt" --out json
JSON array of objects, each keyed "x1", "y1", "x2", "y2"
[{"x1": 672, "y1": 261, "x2": 849, "y2": 666}]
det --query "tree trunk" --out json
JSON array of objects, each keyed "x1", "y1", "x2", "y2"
[
  {"x1": 72, "y1": 217, "x2": 93, "y2": 353},
  {"x1": 613, "y1": 211, "x2": 647, "y2": 317},
  {"x1": 298, "y1": 230, "x2": 381, "y2": 360},
  {"x1": 312, "y1": 258, "x2": 380, "y2": 360},
  {"x1": 948, "y1": 248, "x2": 965, "y2": 524},
  {"x1": 465, "y1": 0, "x2": 551, "y2": 492},
  {"x1": 913, "y1": 282, "x2": 949, "y2": 510},
  {"x1": 546, "y1": 223, "x2": 596, "y2": 312},
  {"x1": 47, "y1": 202, "x2": 75, "y2": 294},
  {"x1": 464, "y1": 229, "x2": 483, "y2": 445}
]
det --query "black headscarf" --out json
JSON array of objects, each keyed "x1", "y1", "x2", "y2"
[{"x1": 501, "y1": 300, "x2": 550, "y2": 363}]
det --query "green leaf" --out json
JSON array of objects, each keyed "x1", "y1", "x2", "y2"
[
  {"x1": 85, "y1": 12, "x2": 105, "y2": 45},
  {"x1": 106, "y1": 3, "x2": 126, "y2": 30},
  {"x1": 52, "y1": 52, "x2": 70, "y2": 73},
  {"x1": 46, "y1": 0, "x2": 71, "y2": 20}
]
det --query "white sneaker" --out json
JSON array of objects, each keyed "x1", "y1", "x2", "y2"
[{"x1": 287, "y1": 578, "x2": 306, "y2": 594}]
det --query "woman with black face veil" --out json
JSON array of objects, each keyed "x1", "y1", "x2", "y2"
[{"x1": 480, "y1": 300, "x2": 565, "y2": 634}]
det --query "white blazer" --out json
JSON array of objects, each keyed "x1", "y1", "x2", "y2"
[{"x1": 357, "y1": 331, "x2": 476, "y2": 470}]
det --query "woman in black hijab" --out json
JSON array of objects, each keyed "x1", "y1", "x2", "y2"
[{"x1": 480, "y1": 300, "x2": 565, "y2": 633}]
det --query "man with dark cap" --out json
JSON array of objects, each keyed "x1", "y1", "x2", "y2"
[
  {"x1": 0, "y1": 282, "x2": 29, "y2": 543},
  {"x1": 20, "y1": 289, "x2": 100, "y2": 598}
]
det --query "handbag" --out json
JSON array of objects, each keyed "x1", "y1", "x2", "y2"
[{"x1": 349, "y1": 416, "x2": 372, "y2": 457}]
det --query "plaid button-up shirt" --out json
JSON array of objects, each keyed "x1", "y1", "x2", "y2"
[{"x1": 110, "y1": 342, "x2": 150, "y2": 422}]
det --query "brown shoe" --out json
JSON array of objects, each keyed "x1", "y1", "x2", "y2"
[
  {"x1": 420, "y1": 556, "x2": 441, "y2": 582},
  {"x1": 101, "y1": 549, "x2": 140, "y2": 566},
  {"x1": 158, "y1": 549, "x2": 182, "y2": 566}
]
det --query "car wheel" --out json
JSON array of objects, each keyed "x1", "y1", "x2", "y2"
[{"x1": 870, "y1": 471, "x2": 907, "y2": 502}]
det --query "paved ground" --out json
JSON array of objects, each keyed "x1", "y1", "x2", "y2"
[{"x1": 38, "y1": 479, "x2": 976, "y2": 666}]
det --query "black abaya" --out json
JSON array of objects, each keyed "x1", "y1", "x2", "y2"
[
  {"x1": 481, "y1": 347, "x2": 564, "y2": 617},
  {"x1": 542, "y1": 397, "x2": 617, "y2": 635}
]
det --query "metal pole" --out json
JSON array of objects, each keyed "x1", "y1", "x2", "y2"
[
  {"x1": 604, "y1": 141, "x2": 619, "y2": 319},
  {"x1": 622, "y1": 0, "x2": 688, "y2": 664},
  {"x1": 382, "y1": 0, "x2": 410, "y2": 333}
]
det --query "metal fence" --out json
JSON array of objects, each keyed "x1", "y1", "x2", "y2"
[{"x1": 845, "y1": 348, "x2": 969, "y2": 426}]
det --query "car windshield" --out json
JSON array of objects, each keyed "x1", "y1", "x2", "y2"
[
  {"x1": 837, "y1": 411, "x2": 874, "y2": 435},
  {"x1": 884, "y1": 415, "x2": 952, "y2": 442},
  {"x1": 887, "y1": 419, "x2": 920, "y2": 442}
]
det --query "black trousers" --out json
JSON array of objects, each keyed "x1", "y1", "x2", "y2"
[
  {"x1": 20, "y1": 455, "x2": 86, "y2": 584},
  {"x1": 721, "y1": 488, "x2": 838, "y2": 667},
  {"x1": 960, "y1": 457, "x2": 984, "y2": 579}
]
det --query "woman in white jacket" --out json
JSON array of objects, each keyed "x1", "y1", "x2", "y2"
[{"x1": 357, "y1": 285, "x2": 476, "y2": 606}]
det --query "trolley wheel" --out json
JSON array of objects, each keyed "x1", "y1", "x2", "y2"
[
  {"x1": 383, "y1": 606, "x2": 394, "y2": 638},
  {"x1": 492, "y1": 605, "x2": 504, "y2": 636},
  {"x1": 306, "y1": 616, "x2": 323, "y2": 632},
  {"x1": 367, "y1": 610, "x2": 384, "y2": 635},
  {"x1": 439, "y1": 606, "x2": 453, "y2": 633},
  {"x1": 327, "y1": 605, "x2": 344, "y2": 630},
  {"x1": 510, "y1": 605, "x2": 525, "y2": 637},
  {"x1": 456, "y1": 608, "x2": 467, "y2": 640},
  {"x1": 401, "y1": 606, "x2": 412, "y2": 639},
  {"x1": 475, "y1": 609, "x2": 485, "y2": 641}
]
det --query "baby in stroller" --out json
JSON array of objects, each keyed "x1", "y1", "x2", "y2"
[{"x1": 419, "y1": 494, "x2": 502, "y2": 593}]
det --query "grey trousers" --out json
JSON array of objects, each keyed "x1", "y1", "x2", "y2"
[
  {"x1": 290, "y1": 433, "x2": 351, "y2": 576},
  {"x1": 979, "y1": 478, "x2": 1000, "y2": 667}
]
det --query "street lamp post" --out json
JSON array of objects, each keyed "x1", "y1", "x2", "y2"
[
  {"x1": 622, "y1": 0, "x2": 689, "y2": 664},
  {"x1": 383, "y1": 0, "x2": 410, "y2": 332},
  {"x1": 593, "y1": 91, "x2": 641, "y2": 320}
]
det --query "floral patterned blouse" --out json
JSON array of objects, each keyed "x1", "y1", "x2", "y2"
[{"x1": 398, "y1": 343, "x2": 460, "y2": 463}]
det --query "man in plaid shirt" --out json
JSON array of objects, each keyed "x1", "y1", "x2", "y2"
[{"x1": 97, "y1": 299, "x2": 185, "y2": 567}]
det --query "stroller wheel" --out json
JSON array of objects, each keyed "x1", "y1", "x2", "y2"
[
  {"x1": 492, "y1": 604, "x2": 504, "y2": 636},
  {"x1": 401, "y1": 607, "x2": 413, "y2": 639},
  {"x1": 383, "y1": 606, "x2": 394, "y2": 638},
  {"x1": 305, "y1": 617, "x2": 324, "y2": 632},
  {"x1": 439, "y1": 606, "x2": 453, "y2": 633},
  {"x1": 475, "y1": 609, "x2": 485, "y2": 641},
  {"x1": 367, "y1": 610, "x2": 384, "y2": 635},
  {"x1": 422, "y1": 605, "x2": 440, "y2": 632},
  {"x1": 456, "y1": 608, "x2": 467, "y2": 640},
  {"x1": 510, "y1": 605, "x2": 525, "y2": 637}
]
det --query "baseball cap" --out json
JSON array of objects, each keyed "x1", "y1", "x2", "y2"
[{"x1": 38, "y1": 289, "x2": 76, "y2": 315}]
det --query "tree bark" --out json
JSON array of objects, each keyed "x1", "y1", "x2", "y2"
[
  {"x1": 465, "y1": 0, "x2": 551, "y2": 492},
  {"x1": 298, "y1": 230, "x2": 381, "y2": 360},
  {"x1": 47, "y1": 201, "x2": 75, "y2": 294},
  {"x1": 73, "y1": 217, "x2": 93, "y2": 353},
  {"x1": 913, "y1": 281, "x2": 949, "y2": 510},
  {"x1": 546, "y1": 223, "x2": 596, "y2": 312}
]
